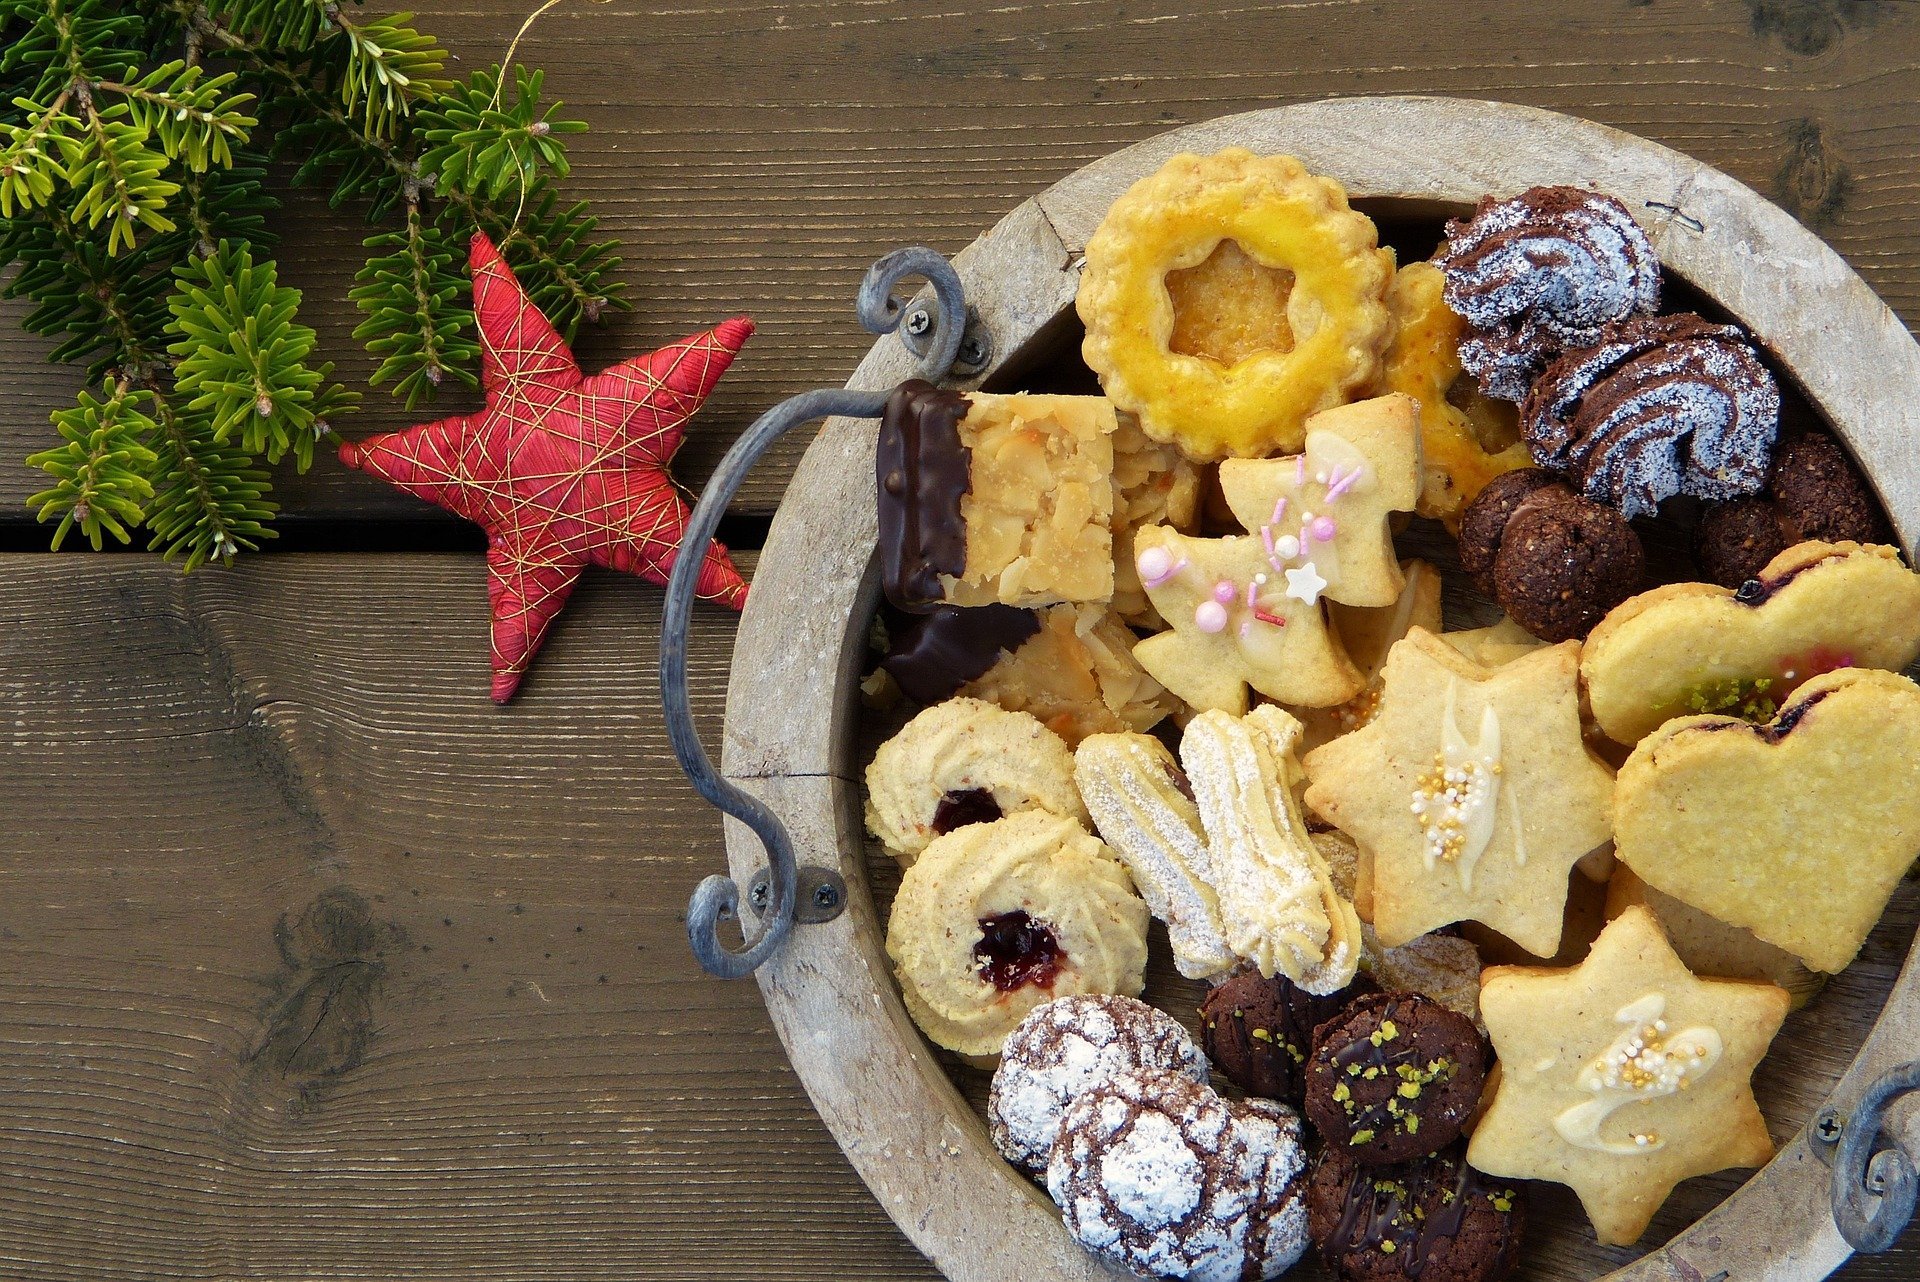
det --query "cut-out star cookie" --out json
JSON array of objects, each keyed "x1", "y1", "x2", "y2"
[
  {"x1": 1130, "y1": 524, "x2": 1363, "y2": 714},
  {"x1": 1302, "y1": 627, "x2": 1614, "y2": 955},
  {"x1": 1467, "y1": 906, "x2": 1789, "y2": 1247},
  {"x1": 1217, "y1": 393, "x2": 1422, "y2": 609}
]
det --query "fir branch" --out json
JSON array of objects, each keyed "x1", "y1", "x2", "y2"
[
  {"x1": 165, "y1": 146, "x2": 277, "y2": 256},
  {"x1": 0, "y1": 202, "x2": 174, "y2": 377},
  {"x1": 418, "y1": 65, "x2": 584, "y2": 204},
  {"x1": 166, "y1": 238, "x2": 355, "y2": 466},
  {"x1": 26, "y1": 379, "x2": 160, "y2": 550},
  {"x1": 143, "y1": 390, "x2": 276, "y2": 569},
  {"x1": 60, "y1": 98, "x2": 180, "y2": 255},
  {"x1": 94, "y1": 59, "x2": 257, "y2": 171},
  {"x1": 0, "y1": 91, "x2": 80, "y2": 216},
  {"x1": 332, "y1": 9, "x2": 448, "y2": 139},
  {"x1": 350, "y1": 194, "x2": 478, "y2": 406},
  {"x1": 465, "y1": 185, "x2": 626, "y2": 338}
]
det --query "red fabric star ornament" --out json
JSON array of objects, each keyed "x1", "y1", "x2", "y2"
[{"x1": 341, "y1": 232, "x2": 752, "y2": 702}]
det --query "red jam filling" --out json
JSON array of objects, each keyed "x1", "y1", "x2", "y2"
[
  {"x1": 932, "y1": 787, "x2": 1002, "y2": 835},
  {"x1": 972, "y1": 910, "x2": 1065, "y2": 993}
]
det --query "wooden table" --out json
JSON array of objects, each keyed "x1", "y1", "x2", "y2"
[{"x1": 1, "y1": 3, "x2": 1915, "y2": 1277}]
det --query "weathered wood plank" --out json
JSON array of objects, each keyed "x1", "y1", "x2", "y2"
[
  {"x1": 6, "y1": 0, "x2": 1920, "y2": 526},
  {"x1": 0, "y1": 551, "x2": 932, "y2": 1281}
]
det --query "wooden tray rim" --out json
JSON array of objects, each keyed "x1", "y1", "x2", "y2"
[{"x1": 718, "y1": 96, "x2": 1920, "y2": 1282}]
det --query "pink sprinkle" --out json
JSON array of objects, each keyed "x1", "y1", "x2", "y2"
[
  {"x1": 1137, "y1": 545, "x2": 1173, "y2": 580},
  {"x1": 1238, "y1": 620, "x2": 1251, "y2": 638},
  {"x1": 1308, "y1": 515, "x2": 1338, "y2": 543},
  {"x1": 1195, "y1": 601, "x2": 1229, "y2": 634},
  {"x1": 1261, "y1": 524, "x2": 1276, "y2": 557},
  {"x1": 1270, "y1": 496, "x2": 1288, "y2": 524},
  {"x1": 1324, "y1": 466, "x2": 1363, "y2": 501},
  {"x1": 1212, "y1": 580, "x2": 1237, "y2": 604},
  {"x1": 1253, "y1": 608, "x2": 1287, "y2": 627},
  {"x1": 1296, "y1": 455, "x2": 1307, "y2": 485},
  {"x1": 1142, "y1": 555, "x2": 1188, "y2": 589},
  {"x1": 1244, "y1": 581, "x2": 1258, "y2": 610}
]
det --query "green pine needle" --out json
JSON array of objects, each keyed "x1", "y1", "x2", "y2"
[
  {"x1": 26, "y1": 380, "x2": 159, "y2": 550},
  {"x1": 59, "y1": 107, "x2": 179, "y2": 255},
  {"x1": 350, "y1": 203, "x2": 479, "y2": 407},
  {"x1": 96, "y1": 61, "x2": 258, "y2": 172},
  {"x1": 336, "y1": 11, "x2": 448, "y2": 139},
  {"x1": 144, "y1": 393, "x2": 277, "y2": 570},
  {"x1": 418, "y1": 65, "x2": 585, "y2": 204}
]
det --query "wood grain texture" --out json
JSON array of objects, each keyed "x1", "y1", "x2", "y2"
[{"x1": 7, "y1": 0, "x2": 1920, "y2": 526}]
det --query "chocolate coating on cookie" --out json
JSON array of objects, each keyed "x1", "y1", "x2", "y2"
[
  {"x1": 1306, "y1": 1144, "x2": 1526, "y2": 1282},
  {"x1": 1696, "y1": 431, "x2": 1891, "y2": 586},
  {"x1": 1048, "y1": 1067, "x2": 1310, "y2": 1281},
  {"x1": 1436, "y1": 186, "x2": 1661, "y2": 402},
  {"x1": 1202, "y1": 969, "x2": 1378, "y2": 1106},
  {"x1": 1458, "y1": 472, "x2": 1645, "y2": 641},
  {"x1": 1520, "y1": 314, "x2": 1781, "y2": 520},
  {"x1": 1305, "y1": 993, "x2": 1486, "y2": 1165},
  {"x1": 882, "y1": 603, "x2": 1042, "y2": 704},
  {"x1": 990, "y1": 994, "x2": 1206, "y2": 1176},
  {"x1": 877, "y1": 380, "x2": 972, "y2": 610}
]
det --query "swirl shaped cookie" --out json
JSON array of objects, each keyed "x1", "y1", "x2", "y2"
[
  {"x1": 1436, "y1": 186, "x2": 1661, "y2": 402},
  {"x1": 1047, "y1": 1066, "x2": 1310, "y2": 1281},
  {"x1": 1075, "y1": 732, "x2": 1238, "y2": 980},
  {"x1": 885, "y1": 810, "x2": 1149, "y2": 1059},
  {"x1": 864, "y1": 697, "x2": 1086, "y2": 865},
  {"x1": 1519, "y1": 314, "x2": 1781, "y2": 519}
]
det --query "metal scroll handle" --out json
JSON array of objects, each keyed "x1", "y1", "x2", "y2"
[
  {"x1": 1818, "y1": 1059, "x2": 1920, "y2": 1252},
  {"x1": 660, "y1": 246, "x2": 979, "y2": 979}
]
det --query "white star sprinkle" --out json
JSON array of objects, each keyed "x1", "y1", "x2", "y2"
[{"x1": 1284, "y1": 561, "x2": 1328, "y2": 605}]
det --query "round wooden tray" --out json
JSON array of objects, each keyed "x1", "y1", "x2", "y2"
[{"x1": 715, "y1": 98, "x2": 1920, "y2": 1282}]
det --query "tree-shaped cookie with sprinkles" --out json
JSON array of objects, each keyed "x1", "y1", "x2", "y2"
[{"x1": 1128, "y1": 395, "x2": 1422, "y2": 714}]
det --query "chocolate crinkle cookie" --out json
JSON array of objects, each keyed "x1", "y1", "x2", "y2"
[
  {"x1": 1456, "y1": 468, "x2": 1644, "y2": 642},
  {"x1": 1519, "y1": 313, "x2": 1781, "y2": 520},
  {"x1": 1306, "y1": 1144, "x2": 1526, "y2": 1282},
  {"x1": 1696, "y1": 430, "x2": 1892, "y2": 586},
  {"x1": 1202, "y1": 968, "x2": 1378, "y2": 1107},
  {"x1": 1435, "y1": 186, "x2": 1661, "y2": 402},
  {"x1": 990, "y1": 994, "x2": 1207, "y2": 1176},
  {"x1": 1304, "y1": 992, "x2": 1487, "y2": 1166},
  {"x1": 1047, "y1": 1067, "x2": 1310, "y2": 1282}
]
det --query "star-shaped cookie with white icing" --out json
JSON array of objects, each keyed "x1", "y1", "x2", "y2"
[
  {"x1": 1467, "y1": 906, "x2": 1789, "y2": 1246},
  {"x1": 1130, "y1": 524, "x2": 1363, "y2": 714},
  {"x1": 1301, "y1": 627, "x2": 1613, "y2": 955},
  {"x1": 1217, "y1": 393, "x2": 1422, "y2": 609}
]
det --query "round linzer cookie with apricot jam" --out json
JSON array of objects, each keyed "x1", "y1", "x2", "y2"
[{"x1": 1304, "y1": 992, "x2": 1487, "y2": 1164}]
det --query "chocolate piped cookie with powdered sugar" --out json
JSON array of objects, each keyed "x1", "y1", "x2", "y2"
[
  {"x1": 1519, "y1": 313, "x2": 1781, "y2": 520},
  {"x1": 1435, "y1": 186, "x2": 1662, "y2": 402}
]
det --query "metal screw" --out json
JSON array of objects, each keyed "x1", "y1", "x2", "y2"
[
  {"x1": 958, "y1": 335, "x2": 987, "y2": 367},
  {"x1": 748, "y1": 879, "x2": 771, "y2": 913},
  {"x1": 1816, "y1": 1108, "x2": 1846, "y2": 1145},
  {"x1": 904, "y1": 307, "x2": 932, "y2": 337},
  {"x1": 812, "y1": 882, "x2": 841, "y2": 913}
]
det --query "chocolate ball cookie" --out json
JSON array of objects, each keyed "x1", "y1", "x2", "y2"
[
  {"x1": 1047, "y1": 1067, "x2": 1311, "y2": 1281},
  {"x1": 1306, "y1": 1144, "x2": 1526, "y2": 1282},
  {"x1": 1696, "y1": 431, "x2": 1891, "y2": 587},
  {"x1": 1457, "y1": 469, "x2": 1644, "y2": 642},
  {"x1": 1202, "y1": 969, "x2": 1378, "y2": 1106},
  {"x1": 990, "y1": 994, "x2": 1207, "y2": 1176},
  {"x1": 1304, "y1": 992, "x2": 1487, "y2": 1165}
]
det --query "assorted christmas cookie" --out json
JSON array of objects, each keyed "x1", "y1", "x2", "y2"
[
  {"x1": 957, "y1": 603, "x2": 1178, "y2": 745},
  {"x1": 1468, "y1": 907, "x2": 1789, "y2": 1247},
  {"x1": 1202, "y1": 968, "x2": 1379, "y2": 1107},
  {"x1": 1305, "y1": 1144, "x2": 1526, "y2": 1282},
  {"x1": 1075, "y1": 732, "x2": 1239, "y2": 981},
  {"x1": 1047, "y1": 1066, "x2": 1311, "y2": 1281},
  {"x1": 1112, "y1": 411, "x2": 1206, "y2": 627},
  {"x1": 878, "y1": 382, "x2": 1119, "y2": 610},
  {"x1": 1580, "y1": 540, "x2": 1920, "y2": 744},
  {"x1": 1518, "y1": 313, "x2": 1781, "y2": 519},
  {"x1": 1605, "y1": 867, "x2": 1823, "y2": 1011},
  {"x1": 1455, "y1": 466, "x2": 1645, "y2": 641},
  {"x1": 863, "y1": 697, "x2": 1086, "y2": 865},
  {"x1": 1436, "y1": 186, "x2": 1661, "y2": 402},
  {"x1": 885, "y1": 809, "x2": 1149, "y2": 1059},
  {"x1": 1373, "y1": 261, "x2": 1531, "y2": 526},
  {"x1": 1695, "y1": 430, "x2": 1890, "y2": 586},
  {"x1": 989, "y1": 994, "x2": 1208, "y2": 1176},
  {"x1": 1303, "y1": 629, "x2": 1616, "y2": 957},
  {"x1": 1613, "y1": 666, "x2": 1920, "y2": 974},
  {"x1": 1184, "y1": 706, "x2": 1364, "y2": 994},
  {"x1": 1079, "y1": 148, "x2": 1395, "y2": 460},
  {"x1": 1303, "y1": 992, "x2": 1487, "y2": 1164},
  {"x1": 1303, "y1": 560, "x2": 1445, "y2": 750},
  {"x1": 879, "y1": 603, "x2": 1043, "y2": 704}
]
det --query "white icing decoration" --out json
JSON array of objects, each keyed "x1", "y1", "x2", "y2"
[
  {"x1": 1408, "y1": 678, "x2": 1504, "y2": 891},
  {"x1": 1552, "y1": 993, "x2": 1724, "y2": 1155},
  {"x1": 1283, "y1": 562, "x2": 1327, "y2": 605}
]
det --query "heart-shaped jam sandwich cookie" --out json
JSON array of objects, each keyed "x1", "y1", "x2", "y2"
[
  {"x1": 1582, "y1": 540, "x2": 1920, "y2": 745},
  {"x1": 1303, "y1": 629, "x2": 1615, "y2": 958},
  {"x1": 878, "y1": 383, "x2": 1120, "y2": 611},
  {"x1": 1613, "y1": 666, "x2": 1920, "y2": 974},
  {"x1": 1215, "y1": 393, "x2": 1424, "y2": 610},
  {"x1": 1468, "y1": 907, "x2": 1788, "y2": 1247}
]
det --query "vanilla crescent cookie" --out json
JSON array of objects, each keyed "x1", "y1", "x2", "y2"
[
  {"x1": 1074, "y1": 733, "x2": 1238, "y2": 980},
  {"x1": 1079, "y1": 148, "x2": 1395, "y2": 461},
  {"x1": 1183, "y1": 706, "x2": 1362, "y2": 994},
  {"x1": 886, "y1": 810, "x2": 1149, "y2": 1060},
  {"x1": 864, "y1": 697, "x2": 1086, "y2": 865}
]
